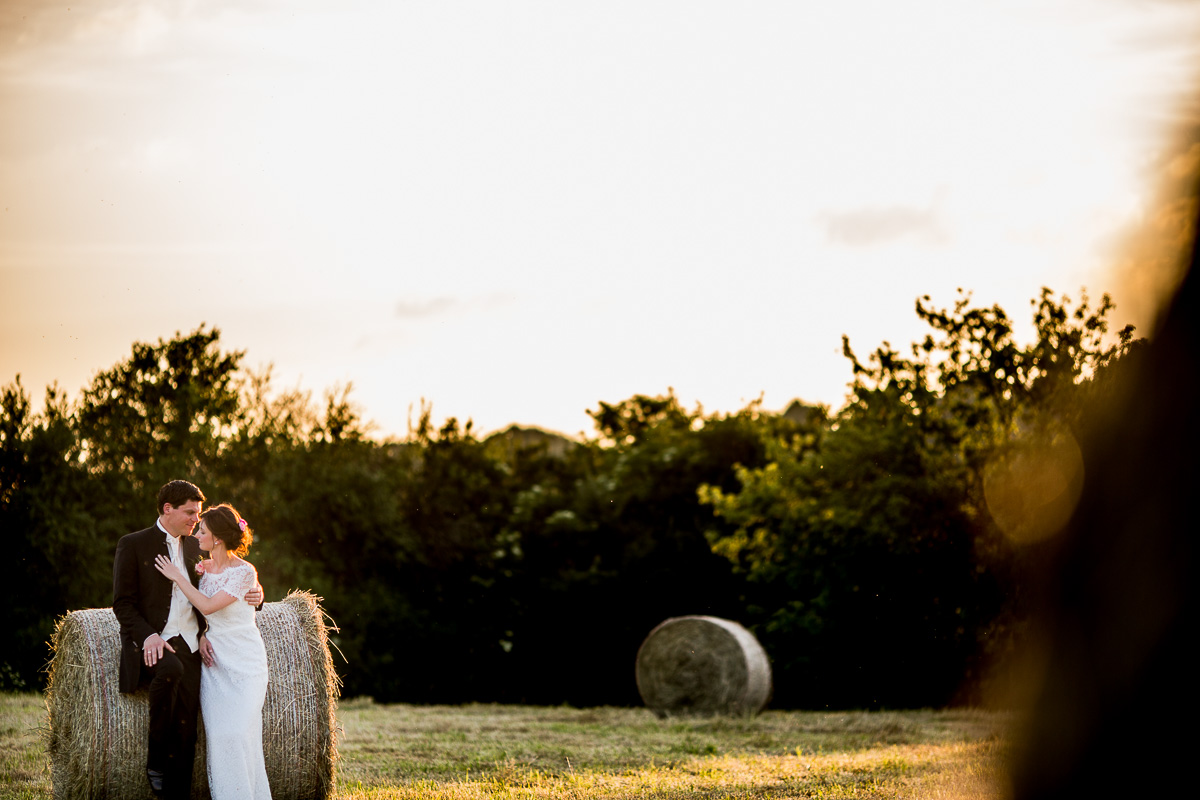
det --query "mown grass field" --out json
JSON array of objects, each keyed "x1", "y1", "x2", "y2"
[{"x1": 1, "y1": 692, "x2": 1010, "y2": 799}]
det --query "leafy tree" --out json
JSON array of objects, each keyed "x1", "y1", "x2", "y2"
[
  {"x1": 6, "y1": 289, "x2": 1138, "y2": 707},
  {"x1": 496, "y1": 392, "x2": 809, "y2": 706},
  {"x1": 703, "y1": 289, "x2": 1138, "y2": 708},
  {"x1": 75, "y1": 325, "x2": 246, "y2": 529},
  {"x1": 378, "y1": 411, "x2": 514, "y2": 702},
  {"x1": 3, "y1": 379, "x2": 107, "y2": 689},
  {"x1": 251, "y1": 401, "x2": 516, "y2": 702}
]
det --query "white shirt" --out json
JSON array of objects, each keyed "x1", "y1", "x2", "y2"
[{"x1": 154, "y1": 520, "x2": 200, "y2": 653}]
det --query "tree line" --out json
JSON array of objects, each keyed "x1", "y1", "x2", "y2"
[{"x1": 1, "y1": 288, "x2": 1138, "y2": 708}]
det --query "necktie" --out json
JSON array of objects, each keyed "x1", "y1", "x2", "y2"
[{"x1": 168, "y1": 535, "x2": 183, "y2": 572}]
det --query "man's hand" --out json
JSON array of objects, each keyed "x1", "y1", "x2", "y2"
[
  {"x1": 142, "y1": 633, "x2": 175, "y2": 667},
  {"x1": 198, "y1": 634, "x2": 215, "y2": 668},
  {"x1": 245, "y1": 582, "x2": 264, "y2": 607}
]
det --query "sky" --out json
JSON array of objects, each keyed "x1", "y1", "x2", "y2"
[{"x1": 2, "y1": 0, "x2": 1199, "y2": 440}]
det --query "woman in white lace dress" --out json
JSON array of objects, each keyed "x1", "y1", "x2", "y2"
[{"x1": 155, "y1": 503, "x2": 271, "y2": 800}]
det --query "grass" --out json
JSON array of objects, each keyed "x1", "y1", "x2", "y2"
[
  {"x1": 1, "y1": 694, "x2": 44, "y2": 800},
  {"x1": 2, "y1": 692, "x2": 1010, "y2": 799}
]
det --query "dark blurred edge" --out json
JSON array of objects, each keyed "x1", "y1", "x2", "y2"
[{"x1": 1010, "y1": 161, "x2": 1198, "y2": 795}]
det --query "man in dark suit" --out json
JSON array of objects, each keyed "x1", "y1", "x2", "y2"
[{"x1": 113, "y1": 480, "x2": 263, "y2": 799}]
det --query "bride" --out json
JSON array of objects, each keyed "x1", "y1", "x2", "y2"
[{"x1": 155, "y1": 503, "x2": 271, "y2": 800}]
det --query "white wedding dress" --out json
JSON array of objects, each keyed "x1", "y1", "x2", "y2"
[{"x1": 199, "y1": 562, "x2": 271, "y2": 800}]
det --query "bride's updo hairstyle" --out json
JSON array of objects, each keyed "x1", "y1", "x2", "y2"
[{"x1": 201, "y1": 503, "x2": 253, "y2": 557}]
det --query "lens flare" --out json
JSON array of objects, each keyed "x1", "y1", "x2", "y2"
[{"x1": 983, "y1": 429, "x2": 1084, "y2": 544}]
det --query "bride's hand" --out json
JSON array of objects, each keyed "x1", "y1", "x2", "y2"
[
  {"x1": 154, "y1": 555, "x2": 185, "y2": 583},
  {"x1": 198, "y1": 634, "x2": 215, "y2": 668}
]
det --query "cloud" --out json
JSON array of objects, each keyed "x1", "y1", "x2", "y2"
[
  {"x1": 394, "y1": 293, "x2": 517, "y2": 320},
  {"x1": 395, "y1": 297, "x2": 458, "y2": 318},
  {"x1": 819, "y1": 204, "x2": 945, "y2": 247}
]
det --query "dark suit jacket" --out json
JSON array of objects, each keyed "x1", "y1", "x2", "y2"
[{"x1": 113, "y1": 524, "x2": 207, "y2": 694}]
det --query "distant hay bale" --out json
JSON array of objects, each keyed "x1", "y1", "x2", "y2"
[
  {"x1": 635, "y1": 616, "x2": 771, "y2": 718},
  {"x1": 46, "y1": 590, "x2": 340, "y2": 800}
]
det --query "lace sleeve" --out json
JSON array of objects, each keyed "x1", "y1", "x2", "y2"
[{"x1": 212, "y1": 563, "x2": 257, "y2": 600}]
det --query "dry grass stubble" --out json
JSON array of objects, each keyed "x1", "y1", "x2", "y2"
[
  {"x1": 334, "y1": 701, "x2": 1009, "y2": 799},
  {"x1": 3, "y1": 694, "x2": 1008, "y2": 799}
]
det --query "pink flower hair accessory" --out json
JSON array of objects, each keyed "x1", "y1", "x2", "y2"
[{"x1": 238, "y1": 519, "x2": 248, "y2": 532}]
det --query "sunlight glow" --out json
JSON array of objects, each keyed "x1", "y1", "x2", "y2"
[{"x1": 2, "y1": 0, "x2": 1198, "y2": 437}]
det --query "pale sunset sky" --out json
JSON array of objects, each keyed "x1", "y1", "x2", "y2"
[{"x1": 2, "y1": 0, "x2": 1198, "y2": 439}]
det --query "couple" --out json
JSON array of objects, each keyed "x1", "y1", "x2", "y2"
[{"x1": 112, "y1": 479, "x2": 272, "y2": 800}]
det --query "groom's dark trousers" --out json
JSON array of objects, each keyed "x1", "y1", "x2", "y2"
[
  {"x1": 144, "y1": 636, "x2": 202, "y2": 799},
  {"x1": 114, "y1": 525, "x2": 206, "y2": 800}
]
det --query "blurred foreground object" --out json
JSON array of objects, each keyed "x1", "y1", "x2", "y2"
[
  {"x1": 1010, "y1": 191, "x2": 1197, "y2": 797},
  {"x1": 46, "y1": 591, "x2": 340, "y2": 800},
  {"x1": 636, "y1": 616, "x2": 771, "y2": 718}
]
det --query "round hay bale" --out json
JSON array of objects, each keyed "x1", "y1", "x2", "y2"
[
  {"x1": 635, "y1": 615, "x2": 771, "y2": 718},
  {"x1": 46, "y1": 590, "x2": 340, "y2": 800}
]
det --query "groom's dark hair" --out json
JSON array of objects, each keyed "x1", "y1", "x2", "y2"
[{"x1": 157, "y1": 480, "x2": 206, "y2": 515}]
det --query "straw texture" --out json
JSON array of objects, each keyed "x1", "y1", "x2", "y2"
[
  {"x1": 635, "y1": 615, "x2": 772, "y2": 718},
  {"x1": 46, "y1": 590, "x2": 340, "y2": 800}
]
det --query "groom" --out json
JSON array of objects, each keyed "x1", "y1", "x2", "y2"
[{"x1": 113, "y1": 480, "x2": 264, "y2": 799}]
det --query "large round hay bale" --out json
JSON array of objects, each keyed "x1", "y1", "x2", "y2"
[
  {"x1": 46, "y1": 590, "x2": 340, "y2": 800},
  {"x1": 635, "y1": 615, "x2": 771, "y2": 718}
]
